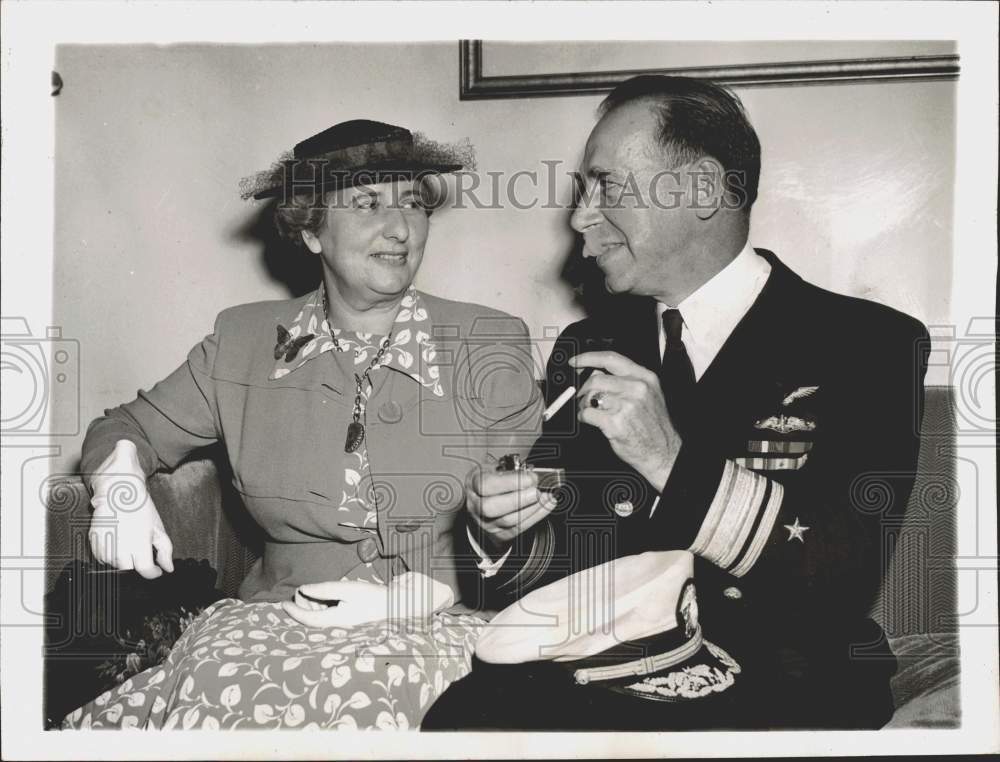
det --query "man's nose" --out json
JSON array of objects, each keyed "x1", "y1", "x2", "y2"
[
  {"x1": 383, "y1": 207, "x2": 409, "y2": 242},
  {"x1": 570, "y1": 188, "x2": 602, "y2": 234}
]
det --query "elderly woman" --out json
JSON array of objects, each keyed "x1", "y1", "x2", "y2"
[{"x1": 62, "y1": 120, "x2": 541, "y2": 729}]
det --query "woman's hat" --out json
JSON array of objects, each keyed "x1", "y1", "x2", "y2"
[
  {"x1": 243, "y1": 119, "x2": 472, "y2": 201},
  {"x1": 475, "y1": 550, "x2": 742, "y2": 701}
]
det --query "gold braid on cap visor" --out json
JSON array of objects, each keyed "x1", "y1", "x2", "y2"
[{"x1": 572, "y1": 626, "x2": 705, "y2": 686}]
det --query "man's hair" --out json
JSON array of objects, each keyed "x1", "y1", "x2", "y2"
[{"x1": 599, "y1": 75, "x2": 761, "y2": 211}]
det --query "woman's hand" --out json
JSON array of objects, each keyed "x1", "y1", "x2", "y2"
[
  {"x1": 282, "y1": 572, "x2": 455, "y2": 629},
  {"x1": 465, "y1": 462, "x2": 558, "y2": 546},
  {"x1": 88, "y1": 439, "x2": 174, "y2": 579}
]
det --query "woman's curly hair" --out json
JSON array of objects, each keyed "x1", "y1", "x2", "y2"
[{"x1": 271, "y1": 185, "x2": 332, "y2": 248}]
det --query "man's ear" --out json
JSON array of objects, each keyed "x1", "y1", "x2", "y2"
[
  {"x1": 691, "y1": 157, "x2": 726, "y2": 221},
  {"x1": 301, "y1": 230, "x2": 322, "y2": 254}
]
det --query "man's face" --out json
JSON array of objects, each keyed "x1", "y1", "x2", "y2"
[{"x1": 570, "y1": 101, "x2": 698, "y2": 298}]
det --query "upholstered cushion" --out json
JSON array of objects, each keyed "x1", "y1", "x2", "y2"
[
  {"x1": 45, "y1": 454, "x2": 259, "y2": 597},
  {"x1": 887, "y1": 634, "x2": 961, "y2": 728},
  {"x1": 870, "y1": 386, "x2": 957, "y2": 638}
]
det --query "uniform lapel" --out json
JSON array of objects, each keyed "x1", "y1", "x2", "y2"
[
  {"x1": 696, "y1": 251, "x2": 794, "y2": 387},
  {"x1": 693, "y1": 250, "x2": 804, "y2": 445},
  {"x1": 600, "y1": 295, "x2": 661, "y2": 374},
  {"x1": 597, "y1": 248, "x2": 803, "y2": 388}
]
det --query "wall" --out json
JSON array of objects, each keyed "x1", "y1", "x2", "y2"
[{"x1": 53, "y1": 42, "x2": 956, "y2": 472}]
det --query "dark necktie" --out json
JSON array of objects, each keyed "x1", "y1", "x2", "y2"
[{"x1": 660, "y1": 309, "x2": 696, "y2": 438}]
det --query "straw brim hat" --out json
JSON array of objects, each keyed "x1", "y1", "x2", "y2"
[{"x1": 242, "y1": 119, "x2": 473, "y2": 201}]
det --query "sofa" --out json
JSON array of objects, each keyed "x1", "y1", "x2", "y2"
[{"x1": 43, "y1": 387, "x2": 961, "y2": 729}]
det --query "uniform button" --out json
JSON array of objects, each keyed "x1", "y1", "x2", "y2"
[
  {"x1": 723, "y1": 586, "x2": 743, "y2": 600},
  {"x1": 357, "y1": 538, "x2": 380, "y2": 563},
  {"x1": 613, "y1": 500, "x2": 634, "y2": 518},
  {"x1": 378, "y1": 400, "x2": 404, "y2": 424}
]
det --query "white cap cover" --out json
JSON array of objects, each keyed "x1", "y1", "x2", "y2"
[{"x1": 476, "y1": 550, "x2": 695, "y2": 664}]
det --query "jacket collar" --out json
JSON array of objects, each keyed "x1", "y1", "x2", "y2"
[
  {"x1": 590, "y1": 248, "x2": 801, "y2": 380},
  {"x1": 268, "y1": 282, "x2": 445, "y2": 397},
  {"x1": 695, "y1": 248, "x2": 803, "y2": 390}
]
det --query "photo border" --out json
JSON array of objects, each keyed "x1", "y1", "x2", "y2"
[{"x1": 1, "y1": 2, "x2": 996, "y2": 759}]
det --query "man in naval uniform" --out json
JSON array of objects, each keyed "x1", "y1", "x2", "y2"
[{"x1": 428, "y1": 75, "x2": 929, "y2": 730}]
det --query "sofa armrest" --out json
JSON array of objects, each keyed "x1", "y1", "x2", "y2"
[
  {"x1": 870, "y1": 386, "x2": 957, "y2": 638},
  {"x1": 44, "y1": 559, "x2": 225, "y2": 728},
  {"x1": 886, "y1": 633, "x2": 961, "y2": 728}
]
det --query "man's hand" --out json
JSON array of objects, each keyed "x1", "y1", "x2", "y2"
[
  {"x1": 572, "y1": 351, "x2": 681, "y2": 490},
  {"x1": 87, "y1": 439, "x2": 174, "y2": 579},
  {"x1": 465, "y1": 462, "x2": 557, "y2": 546}
]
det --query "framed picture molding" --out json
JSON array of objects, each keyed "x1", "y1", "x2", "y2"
[{"x1": 458, "y1": 40, "x2": 960, "y2": 100}]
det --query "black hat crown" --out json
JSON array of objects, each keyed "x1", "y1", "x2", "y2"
[
  {"x1": 293, "y1": 119, "x2": 412, "y2": 160},
  {"x1": 248, "y1": 119, "x2": 466, "y2": 200}
]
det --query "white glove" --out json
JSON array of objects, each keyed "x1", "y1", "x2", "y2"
[
  {"x1": 281, "y1": 572, "x2": 455, "y2": 629},
  {"x1": 88, "y1": 439, "x2": 174, "y2": 579}
]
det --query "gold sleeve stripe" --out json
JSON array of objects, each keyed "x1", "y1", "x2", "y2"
[
  {"x1": 500, "y1": 519, "x2": 555, "y2": 593},
  {"x1": 715, "y1": 471, "x2": 768, "y2": 570},
  {"x1": 691, "y1": 460, "x2": 776, "y2": 572},
  {"x1": 701, "y1": 466, "x2": 760, "y2": 567},
  {"x1": 689, "y1": 460, "x2": 737, "y2": 557},
  {"x1": 729, "y1": 479, "x2": 784, "y2": 578},
  {"x1": 519, "y1": 519, "x2": 555, "y2": 591}
]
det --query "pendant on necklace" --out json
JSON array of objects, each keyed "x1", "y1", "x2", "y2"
[{"x1": 345, "y1": 421, "x2": 365, "y2": 453}]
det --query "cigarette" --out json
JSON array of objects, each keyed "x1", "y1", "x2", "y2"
[
  {"x1": 543, "y1": 385, "x2": 577, "y2": 421},
  {"x1": 542, "y1": 367, "x2": 598, "y2": 422}
]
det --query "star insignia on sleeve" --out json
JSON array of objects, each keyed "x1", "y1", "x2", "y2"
[{"x1": 783, "y1": 517, "x2": 810, "y2": 543}]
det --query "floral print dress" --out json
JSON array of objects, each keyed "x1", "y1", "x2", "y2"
[
  {"x1": 62, "y1": 287, "x2": 484, "y2": 730},
  {"x1": 61, "y1": 602, "x2": 483, "y2": 730}
]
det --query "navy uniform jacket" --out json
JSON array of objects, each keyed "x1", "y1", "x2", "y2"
[{"x1": 472, "y1": 249, "x2": 929, "y2": 728}]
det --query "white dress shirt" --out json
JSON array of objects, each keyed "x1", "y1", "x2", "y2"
[
  {"x1": 472, "y1": 242, "x2": 772, "y2": 570},
  {"x1": 647, "y1": 241, "x2": 769, "y2": 517},
  {"x1": 656, "y1": 240, "x2": 771, "y2": 376}
]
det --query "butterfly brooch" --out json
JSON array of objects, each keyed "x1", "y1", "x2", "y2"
[{"x1": 274, "y1": 325, "x2": 316, "y2": 362}]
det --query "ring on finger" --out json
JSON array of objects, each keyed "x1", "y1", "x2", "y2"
[{"x1": 590, "y1": 391, "x2": 608, "y2": 409}]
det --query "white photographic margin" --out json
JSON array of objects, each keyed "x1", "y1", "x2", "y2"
[{"x1": 1, "y1": 1, "x2": 996, "y2": 759}]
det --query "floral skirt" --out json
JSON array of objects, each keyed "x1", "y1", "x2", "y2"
[{"x1": 61, "y1": 599, "x2": 485, "y2": 730}]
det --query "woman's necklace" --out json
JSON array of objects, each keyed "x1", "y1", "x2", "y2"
[
  {"x1": 324, "y1": 290, "x2": 394, "y2": 454},
  {"x1": 342, "y1": 338, "x2": 392, "y2": 453}
]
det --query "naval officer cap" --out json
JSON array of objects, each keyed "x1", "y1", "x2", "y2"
[{"x1": 475, "y1": 550, "x2": 742, "y2": 701}]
